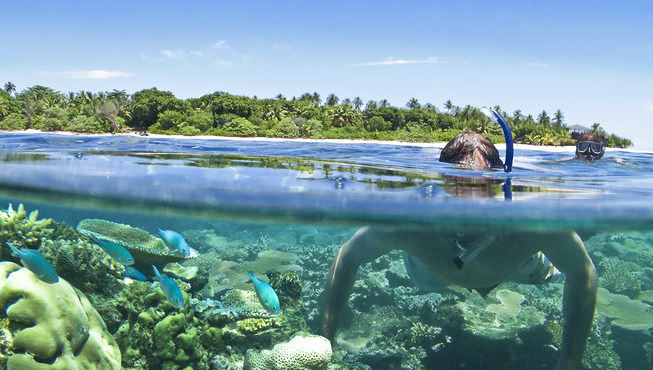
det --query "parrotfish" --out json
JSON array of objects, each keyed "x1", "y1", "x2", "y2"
[
  {"x1": 157, "y1": 229, "x2": 191, "y2": 257},
  {"x1": 123, "y1": 265, "x2": 147, "y2": 281},
  {"x1": 151, "y1": 265, "x2": 184, "y2": 308},
  {"x1": 90, "y1": 235, "x2": 135, "y2": 265},
  {"x1": 247, "y1": 271, "x2": 280, "y2": 315},
  {"x1": 6, "y1": 242, "x2": 59, "y2": 284}
]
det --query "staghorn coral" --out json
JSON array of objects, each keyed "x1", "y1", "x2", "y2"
[
  {"x1": 0, "y1": 203, "x2": 53, "y2": 250},
  {"x1": 244, "y1": 334, "x2": 332, "y2": 370},
  {"x1": 0, "y1": 261, "x2": 121, "y2": 369}
]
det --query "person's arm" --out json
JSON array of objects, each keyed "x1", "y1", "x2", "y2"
[
  {"x1": 539, "y1": 231, "x2": 597, "y2": 370},
  {"x1": 320, "y1": 226, "x2": 397, "y2": 340}
]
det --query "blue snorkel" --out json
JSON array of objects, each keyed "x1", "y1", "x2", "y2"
[{"x1": 481, "y1": 107, "x2": 514, "y2": 173}]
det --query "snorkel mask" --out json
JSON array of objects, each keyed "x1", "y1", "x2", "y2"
[{"x1": 576, "y1": 139, "x2": 605, "y2": 159}]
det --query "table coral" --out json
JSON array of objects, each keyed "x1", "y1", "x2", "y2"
[
  {"x1": 76, "y1": 218, "x2": 193, "y2": 272},
  {"x1": 0, "y1": 261, "x2": 121, "y2": 369}
]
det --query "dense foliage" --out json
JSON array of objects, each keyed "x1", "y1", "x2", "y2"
[{"x1": 0, "y1": 83, "x2": 632, "y2": 148}]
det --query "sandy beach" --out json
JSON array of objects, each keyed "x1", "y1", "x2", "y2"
[{"x1": 0, "y1": 129, "x2": 603, "y2": 154}]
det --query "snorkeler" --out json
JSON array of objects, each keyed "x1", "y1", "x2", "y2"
[
  {"x1": 575, "y1": 132, "x2": 608, "y2": 160},
  {"x1": 320, "y1": 108, "x2": 597, "y2": 370}
]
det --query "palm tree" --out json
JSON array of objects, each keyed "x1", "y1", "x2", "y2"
[
  {"x1": 353, "y1": 97, "x2": 363, "y2": 111},
  {"x1": 406, "y1": 98, "x2": 420, "y2": 110},
  {"x1": 444, "y1": 100, "x2": 454, "y2": 114},
  {"x1": 0, "y1": 97, "x2": 8, "y2": 117},
  {"x1": 553, "y1": 109, "x2": 564, "y2": 127},
  {"x1": 365, "y1": 100, "x2": 378, "y2": 111},
  {"x1": 379, "y1": 99, "x2": 389, "y2": 108},
  {"x1": 326, "y1": 94, "x2": 339, "y2": 106},
  {"x1": 311, "y1": 92, "x2": 321, "y2": 105},
  {"x1": 537, "y1": 110, "x2": 550, "y2": 126},
  {"x1": 4, "y1": 82, "x2": 16, "y2": 96},
  {"x1": 423, "y1": 103, "x2": 437, "y2": 113},
  {"x1": 512, "y1": 110, "x2": 522, "y2": 121}
]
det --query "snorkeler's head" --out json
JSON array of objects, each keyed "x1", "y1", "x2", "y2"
[
  {"x1": 576, "y1": 132, "x2": 607, "y2": 160},
  {"x1": 439, "y1": 131, "x2": 504, "y2": 169}
]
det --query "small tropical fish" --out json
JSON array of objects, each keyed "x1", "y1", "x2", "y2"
[
  {"x1": 247, "y1": 271, "x2": 280, "y2": 315},
  {"x1": 90, "y1": 236, "x2": 135, "y2": 265},
  {"x1": 123, "y1": 265, "x2": 147, "y2": 281},
  {"x1": 157, "y1": 229, "x2": 190, "y2": 257},
  {"x1": 6, "y1": 242, "x2": 59, "y2": 284},
  {"x1": 151, "y1": 265, "x2": 184, "y2": 308}
]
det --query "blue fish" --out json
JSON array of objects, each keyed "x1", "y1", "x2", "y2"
[
  {"x1": 247, "y1": 271, "x2": 280, "y2": 315},
  {"x1": 152, "y1": 265, "x2": 184, "y2": 308},
  {"x1": 123, "y1": 265, "x2": 147, "y2": 281},
  {"x1": 90, "y1": 236, "x2": 135, "y2": 265},
  {"x1": 6, "y1": 242, "x2": 59, "y2": 284},
  {"x1": 157, "y1": 229, "x2": 190, "y2": 257}
]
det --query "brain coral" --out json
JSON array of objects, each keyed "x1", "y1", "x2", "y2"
[
  {"x1": 0, "y1": 261, "x2": 121, "y2": 369},
  {"x1": 244, "y1": 334, "x2": 332, "y2": 370}
]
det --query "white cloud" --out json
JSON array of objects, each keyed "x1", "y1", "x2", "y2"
[
  {"x1": 46, "y1": 70, "x2": 133, "y2": 79},
  {"x1": 212, "y1": 59, "x2": 234, "y2": 68},
  {"x1": 161, "y1": 49, "x2": 186, "y2": 59},
  {"x1": 358, "y1": 56, "x2": 440, "y2": 66},
  {"x1": 647, "y1": 103, "x2": 653, "y2": 112},
  {"x1": 189, "y1": 50, "x2": 204, "y2": 57},
  {"x1": 212, "y1": 40, "x2": 228, "y2": 49},
  {"x1": 526, "y1": 62, "x2": 549, "y2": 68}
]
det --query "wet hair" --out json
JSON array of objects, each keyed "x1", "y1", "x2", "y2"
[
  {"x1": 439, "y1": 131, "x2": 503, "y2": 169},
  {"x1": 577, "y1": 132, "x2": 603, "y2": 143}
]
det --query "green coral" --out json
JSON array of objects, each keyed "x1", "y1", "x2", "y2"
[
  {"x1": 237, "y1": 317, "x2": 279, "y2": 334},
  {"x1": 0, "y1": 317, "x2": 13, "y2": 369},
  {"x1": 597, "y1": 258, "x2": 641, "y2": 298},
  {"x1": 0, "y1": 261, "x2": 121, "y2": 369},
  {"x1": 0, "y1": 203, "x2": 53, "y2": 249}
]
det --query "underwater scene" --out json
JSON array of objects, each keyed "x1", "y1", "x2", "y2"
[{"x1": 1, "y1": 132, "x2": 653, "y2": 369}]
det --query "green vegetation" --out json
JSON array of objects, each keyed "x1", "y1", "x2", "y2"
[{"x1": 0, "y1": 82, "x2": 632, "y2": 147}]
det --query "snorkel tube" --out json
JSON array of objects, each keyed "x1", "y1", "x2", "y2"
[{"x1": 481, "y1": 107, "x2": 513, "y2": 172}]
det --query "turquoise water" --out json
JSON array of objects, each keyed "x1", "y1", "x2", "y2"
[{"x1": 1, "y1": 132, "x2": 653, "y2": 369}]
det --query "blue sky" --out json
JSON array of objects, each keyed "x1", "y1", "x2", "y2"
[{"x1": 2, "y1": 1, "x2": 652, "y2": 150}]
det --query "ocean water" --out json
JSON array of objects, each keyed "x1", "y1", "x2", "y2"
[{"x1": 1, "y1": 132, "x2": 653, "y2": 369}]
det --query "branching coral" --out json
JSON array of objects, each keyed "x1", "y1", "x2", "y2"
[{"x1": 0, "y1": 203, "x2": 53, "y2": 249}]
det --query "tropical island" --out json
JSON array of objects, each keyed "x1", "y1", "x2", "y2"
[{"x1": 0, "y1": 82, "x2": 632, "y2": 147}]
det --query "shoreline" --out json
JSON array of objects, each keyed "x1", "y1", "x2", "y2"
[{"x1": 0, "y1": 129, "x2": 642, "y2": 153}]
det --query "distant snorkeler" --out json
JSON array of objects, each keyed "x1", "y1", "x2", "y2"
[
  {"x1": 320, "y1": 108, "x2": 597, "y2": 370},
  {"x1": 575, "y1": 132, "x2": 608, "y2": 160}
]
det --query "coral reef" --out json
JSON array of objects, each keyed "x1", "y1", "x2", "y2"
[
  {"x1": 76, "y1": 218, "x2": 193, "y2": 272},
  {"x1": 0, "y1": 203, "x2": 53, "y2": 249},
  {"x1": 244, "y1": 334, "x2": 332, "y2": 370},
  {"x1": 597, "y1": 258, "x2": 641, "y2": 298},
  {"x1": 0, "y1": 261, "x2": 121, "y2": 369}
]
